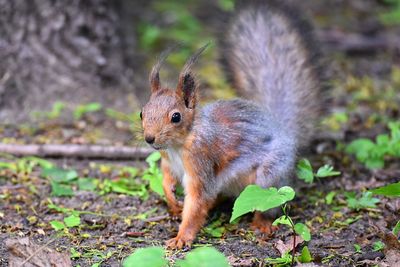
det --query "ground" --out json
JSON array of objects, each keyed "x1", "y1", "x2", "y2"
[{"x1": 1, "y1": 0, "x2": 400, "y2": 266}]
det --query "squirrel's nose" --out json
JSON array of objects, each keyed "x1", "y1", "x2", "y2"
[{"x1": 145, "y1": 135, "x2": 155, "y2": 144}]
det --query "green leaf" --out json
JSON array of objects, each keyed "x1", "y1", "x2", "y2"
[
  {"x1": 217, "y1": 0, "x2": 235, "y2": 11},
  {"x1": 345, "y1": 192, "x2": 380, "y2": 211},
  {"x1": 393, "y1": 220, "x2": 400, "y2": 235},
  {"x1": 346, "y1": 139, "x2": 375, "y2": 162},
  {"x1": 142, "y1": 172, "x2": 164, "y2": 197},
  {"x1": 370, "y1": 182, "x2": 400, "y2": 197},
  {"x1": 230, "y1": 185, "x2": 295, "y2": 223},
  {"x1": 294, "y1": 223, "x2": 311, "y2": 241},
  {"x1": 372, "y1": 241, "x2": 385, "y2": 252},
  {"x1": 145, "y1": 152, "x2": 161, "y2": 164},
  {"x1": 272, "y1": 215, "x2": 293, "y2": 227},
  {"x1": 325, "y1": 191, "x2": 336, "y2": 205},
  {"x1": 176, "y1": 247, "x2": 229, "y2": 267},
  {"x1": 354, "y1": 244, "x2": 362, "y2": 253},
  {"x1": 265, "y1": 252, "x2": 292, "y2": 265},
  {"x1": 51, "y1": 181, "x2": 74, "y2": 197},
  {"x1": 73, "y1": 102, "x2": 102, "y2": 120},
  {"x1": 299, "y1": 246, "x2": 312, "y2": 263},
  {"x1": 103, "y1": 179, "x2": 148, "y2": 199},
  {"x1": 123, "y1": 247, "x2": 167, "y2": 267},
  {"x1": 365, "y1": 158, "x2": 385, "y2": 169},
  {"x1": 23, "y1": 157, "x2": 54, "y2": 169},
  {"x1": 42, "y1": 168, "x2": 78, "y2": 183},
  {"x1": 50, "y1": 220, "x2": 65, "y2": 231},
  {"x1": 296, "y1": 159, "x2": 314, "y2": 183},
  {"x1": 203, "y1": 218, "x2": 226, "y2": 238},
  {"x1": 315, "y1": 165, "x2": 341, "y2": 178},
  {"x1": 64, "y1": 214, "x2": 81, "y2": 228},
  {"x1": 70, "y1": 248, "x2": 81, "y2": 259},
  {"x1": 78, "y1": 178, "x2": 98, "y2": 191},
  {"x1": 0, "y1": 162, "x2": 17, "y2": 171}
]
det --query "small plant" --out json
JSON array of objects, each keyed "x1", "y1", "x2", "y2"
[
  {"x1": 42, "y1": 167, "x2": 79, "y2": 197},
  {"x1": 369, "y1": 182, "x2": 400, "y2": 235},
  {"x1": 70, "y1": 247, "x2": 114, "y2": 267},
  {"x1": 99, "y1": 178, "x2": 148, "y2": 199},
  {"x1": 265, "y1": 246, "x2": 312, "y2": 265},
  {"x1": 372, "y1": 241, "x2": 385, "y2": 252},
  {"x1": 73, "y1": 102, "x2": 102, "y2": 120},
  {"x1": 273, "y1": 210, "x2": 311, "y2": 242},
  {"x1": 142, "y1": 152, "x2": 164, "y2": 197},
  {"x1": 122, "y1": 246, "x2": 229, "y2": 267},
  {"x1": 345, "y1": 192, "x2": 380, "y2": 211},
  {"x1": 296, "y1": 159, "x2": 341, "y2": 184},
  {"x1": 346, "y1": 121, "x2": 400, "y2": 169},
  {"x1": 379, "y1": 0, "x2": 400, "y2": 25},
  {"x1": 230, "y1": 185, "x2": 295, "y2": 223},
  {"x1": 321, "y1": 111, "x2": 349, "y2": 131},
  {"x1": 393, "y1": 220, "x2": 400, "y2": 236},
  {"x1": 31, "y1": 101, "x2": 66, "y2": 120},
  {"x1": 230, "y1": 185, "x2": 311, "y2": 265},
  {"x1": 0, "y1": 156, "x2": 53, "y2": 174},
  {"x1": 202, "y1": 217, "x2": 226, "y2": 238},
  {"x1": 50, "y1": 214, "x2": 81, "y2": 231},
  {"x1": 354, "y1": 244, "x2": 362, "y2": 253}
]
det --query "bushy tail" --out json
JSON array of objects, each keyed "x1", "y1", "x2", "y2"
[{"x1": 222, "y1": 0, "x2": 323, "y2": 147}]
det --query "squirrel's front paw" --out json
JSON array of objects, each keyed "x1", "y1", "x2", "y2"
[
  {"x1": 168, "y1": 201, "x2": 183, "y2": 219},
  {"x1": 166, "y1": 234, "x2": 193, "y2": 249}
]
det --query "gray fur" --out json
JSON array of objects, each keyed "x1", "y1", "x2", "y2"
[
  {"x1": 187, "y1": 99, "x2": 296, "y2": 199},
  {"x1": 223, "y1": 1, "x2": 321, "y2": 148}
]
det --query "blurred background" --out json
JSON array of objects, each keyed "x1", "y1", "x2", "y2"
[{"x1": 0, "y1": 0, "x2": 399, "y2": 144}]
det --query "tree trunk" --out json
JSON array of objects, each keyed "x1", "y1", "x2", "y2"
[{"x1": 0, "y1": 0, "x2": 144, "y2": 123}]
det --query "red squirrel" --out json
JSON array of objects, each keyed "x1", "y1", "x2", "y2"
[{"x1": 140, "y1": 0, "x2": 322, "y2": 249}]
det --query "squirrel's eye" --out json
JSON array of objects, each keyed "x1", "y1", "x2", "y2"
[
  {"x1": 171, "y1": 112, "x2": 181, "y2": 123},
  {"x1": 140, "y1": 111, "x2": 143, "y2": 120}
]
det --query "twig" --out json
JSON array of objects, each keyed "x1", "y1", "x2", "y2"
[
  {"x1": 143, "y1": 214, "x2": 169, "y2": 222},
  {"x1": 0, "y1": 144, "x2": 153, "y2": 159},
  {"x1": 19, "y1": 238, "x2": 55, "y2": 267}
]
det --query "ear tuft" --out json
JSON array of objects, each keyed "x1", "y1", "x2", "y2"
[
  {"x1": 182, "y1": 73, "x2": 196, "y2": 108},
  {"x1": 176, "y1": 43, "x2": 210, "y2": 108},
  {"x1": 149, "y1": 43, "x2": 182, "y2": 93}
]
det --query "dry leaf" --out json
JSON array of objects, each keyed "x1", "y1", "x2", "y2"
[
  {"x1": 274, "y1": 235, "x2": 304, "y2": 256},
  {"x1": 5, "y1": 237, "x2": 71, "y2": 267}
]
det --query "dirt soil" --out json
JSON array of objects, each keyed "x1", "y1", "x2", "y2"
[{"x1": 1, "y1": 0, "x2": 400, "y2": 266}]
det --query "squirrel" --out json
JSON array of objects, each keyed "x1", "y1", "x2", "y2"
[{"x1": 140, "y1": 0, "x2": 322, "y2": 249}]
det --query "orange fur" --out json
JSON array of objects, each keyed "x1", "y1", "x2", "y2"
[
  {"x1": 251, "y1": 211, "x2": 278, "y2": 236},
  {"x1": 160, "y1": 154, "x2": 182, "y2": 217},
  {"x1": 166, "y1": 193, "x2": 215, "y2": 249},
  {"x1": 165, "y1": 154, "x2": 216, "y2": 249}
]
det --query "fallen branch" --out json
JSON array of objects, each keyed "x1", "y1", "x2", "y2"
[{"x1": 0, "y1": 144, "x2": 153, "y2": 159}]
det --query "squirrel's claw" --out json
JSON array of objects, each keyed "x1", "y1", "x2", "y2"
[{"x1": 166, "y1": 235, "x2": 192, "y2": 249}]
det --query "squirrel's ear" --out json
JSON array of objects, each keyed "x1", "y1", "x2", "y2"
[
  {"x1": 149, "y1": 63, "x2": 161, "y2": 93},
  {"x1": 176, "y1": 43, "x2": 210, "y2": 109},
  {"x1": 149, "y1": 44, "x2": 181, "y2": 93},
  {"x1": 177, "y1": 71, "x2": 197, "y2": 109}
]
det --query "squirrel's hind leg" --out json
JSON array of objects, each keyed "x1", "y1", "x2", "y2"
[
  {"x1": 250, "y1": 160, "x2": 293, "y2": 235},
  {"x1": 251, "y1": 211, "x2": 278, "y2": 235}
]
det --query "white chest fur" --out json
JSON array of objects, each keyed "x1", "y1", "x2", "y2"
[{"x1": 166, "y1": 148, "x2": 188, "y2": 187}]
